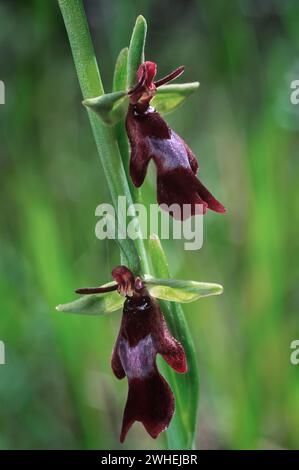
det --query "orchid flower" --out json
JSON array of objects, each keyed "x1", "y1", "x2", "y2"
[
  {"x1": 57, "y1": 265, "x2": 223, "y2": 442},
  {"x1": 126, "y1": 61, "x2": 226, "y2": 220}
]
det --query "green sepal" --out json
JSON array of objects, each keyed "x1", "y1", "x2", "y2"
[
  {"x1": 145, "y1": 275, "x2": 223, "y2": 303},
  {"x1": 56, "y1": 282, "x2": 124, "y2": 316},
  {"x1": 83, "y1": 91, "x2": 129, "y2": 125},
  {"x1": 152, "y1": 82, "x2": 200, "y2": 115},
  {"x1": 55, "y1": 272, "x2": 223, "y2": 316}
]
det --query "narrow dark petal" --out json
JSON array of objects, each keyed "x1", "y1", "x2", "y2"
[
  {"x1": 154, "y1": 65, "x2": 185, "y2": 88},
  {"x1": 75, "y1": 284, "x2": 118, "y2": 295},
  {"x1": 120, "y1": 372, "x2": 174, "y2": 443}
]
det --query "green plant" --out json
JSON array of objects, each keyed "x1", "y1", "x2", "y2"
[{"x1": 58, "y1": 0, "x2": 223, "y2": 449}]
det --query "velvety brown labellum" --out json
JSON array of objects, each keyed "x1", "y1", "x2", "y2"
[
  {"x1": 110, "y1": 267, "x2": 187, "y2": 442},
  {"x1": 126, "y1": 61, "x2": 226, "y2": 220}
]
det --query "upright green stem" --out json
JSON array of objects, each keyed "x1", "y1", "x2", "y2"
[
  {"x1": 58, "y1": 0, "x2": 199, "y2": 449},
  {"x1": 58, "y1": 0, "x2": 148, "y2": 275}
]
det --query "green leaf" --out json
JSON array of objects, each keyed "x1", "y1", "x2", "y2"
[
  {"x1": 113, "y1": 47, "x2": 134, "y2": 196},
  {"x1": 152, "y1": 82, "x2": 200, "y2": 115},
  {"x1": 113, "y1": 47, "x2": 128, "y2": 92},
  {"x1": 56, "y1": 283, "x2": 123, "y2": 315},
  {"x1": 127, "y1": 15, "x2": 147, "y2": 88},
  {"x1": 145, "y1": 275, "x2": 223, "y2": 303},
  {"x1": 83, "y1": 91, "x2": 129, "y2": 126}
]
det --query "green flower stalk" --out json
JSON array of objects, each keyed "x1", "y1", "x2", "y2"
[{"x1": 58, "y1": 0, "x2": 223, "y2": 449}]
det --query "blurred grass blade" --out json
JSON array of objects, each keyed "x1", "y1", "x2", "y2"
[
  {"x1": 149, "y1": 234, "x2": 199, "y2": 449},
  {"x1": 56, "y1": 283, "x2": 123, "y2": 315},
  {"x1": 83, "y1": 91, "x2": 129, "y2": 125},
  {"x1": 127, "y1": 15, "x2": 147, "y2": 88},
  {"x1": 152, "y1": 82, "x2": 200, "y2": 115},
  {"x1": 145, "y1": 275, "x2": 223, "y2": 302},
  {"x1": 113, "y1": 47, "x2": 128, "y2": 92}
]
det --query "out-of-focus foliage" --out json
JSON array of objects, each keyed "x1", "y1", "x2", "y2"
[{"x1": 0, "y1": 0, "x2": 299, "y2": 450}]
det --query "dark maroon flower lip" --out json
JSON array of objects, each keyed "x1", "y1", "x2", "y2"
[
  {"x1": 126, "y1": 61, "x2": 226, "y2": 220},
  {"x1": 76, "y1": 266, "x2": 187, "y2": 442},
  {"x1": 111, "y1": 267, "x2": 187, "y2": 442}
]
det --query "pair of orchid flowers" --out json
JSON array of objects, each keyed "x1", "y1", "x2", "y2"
[{"x1": 57, "y1": 60, "x2": 225, "y2": 442}]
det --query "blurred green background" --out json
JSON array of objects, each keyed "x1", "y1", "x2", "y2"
[{"x1": 1, "y1": 0, "x2": 299, "y2": 450}]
